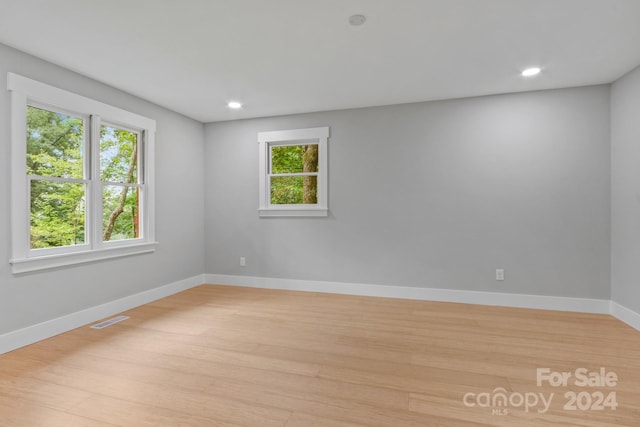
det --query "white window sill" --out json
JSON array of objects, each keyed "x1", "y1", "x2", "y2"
[
  {"x1": 259, "y1": 207, "x2": 328, "y2": 217},
  {"x1": 10, "y1": 242, "x2": 158, "y2": 274}
]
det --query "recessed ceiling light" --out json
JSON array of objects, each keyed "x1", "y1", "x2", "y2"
[
  {"x1": 227, "y1": 101, "x2": 243, "y2": 109},
  {"x1": 349, "y1": 14, "x2": 366, "y2": 26},
  {"x1": 521, "y1": 67, "x2": 541, "y2": 77}
]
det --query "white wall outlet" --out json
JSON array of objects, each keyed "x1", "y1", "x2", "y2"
[
  {"x1": 496, "y1": 269, "x2": 505, "y2": 281},
  {"x1": 240, "y1": 257, "x2": 246, "y2": 267}
]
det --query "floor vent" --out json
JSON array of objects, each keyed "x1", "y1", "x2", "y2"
[{"x1": 90, "y1": 315, "x2": 130, "y2": 329}]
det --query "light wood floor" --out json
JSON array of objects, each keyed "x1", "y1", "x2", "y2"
[{"x1": 1, "y1": 285, "x2": 640, "y2": 426}]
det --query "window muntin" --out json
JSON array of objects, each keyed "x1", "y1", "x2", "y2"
[
  {"x1": 9, "y1": 73, "x2": 156, "y2": 273},
  {"x1": 258, "y1": 127, "x2": 329, "y2": 217}
]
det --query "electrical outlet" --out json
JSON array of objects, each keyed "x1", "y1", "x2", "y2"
[
  {"x1": 240, "y1": 257, "x2": 246, "y2": 267},
  {"x1": 496, "y1": 269, "x2": 505, "y2": 281}
]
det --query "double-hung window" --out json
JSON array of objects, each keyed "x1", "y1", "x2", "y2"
[
  {"x1": 258, "y1": 127, "x2": 329, "y2": 217},
  {"x1": 8, "y1": 73, "x2": 156, "y2": 273}
]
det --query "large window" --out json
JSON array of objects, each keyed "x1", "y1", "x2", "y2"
[
  {"x1": 258, "y1": 127, "x2": 329, "y2": 217},
  {"x1": 8, "y1": 73, "x2": 156, "y2": 273}
]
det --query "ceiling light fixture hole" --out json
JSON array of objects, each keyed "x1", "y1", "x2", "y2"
[{"x1": 349, "y1": 14, "x2": 366, "y2": 26}]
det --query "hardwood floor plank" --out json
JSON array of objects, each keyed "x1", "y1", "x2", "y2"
[
  {"x1": 0, "y1": 374, "x2": 92, "y2": 413},
  {"x1": 67, "y1": 394, "x2": 238, "y2": 427},
  {"x1": 0, "y1": 397, "x2": 117, "y2": 427},
  {"x1": 2, "y1": 284, "x2": 639, "y2": 426}
]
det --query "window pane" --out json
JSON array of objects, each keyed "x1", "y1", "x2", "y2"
[
  {"x1": 101, "y1": 126, "x2": 138, "y2": 183},
  {"x1": 271, "y1": 144, "x2": 318, "y2": 174},
  {"x1": 103, "y1": 185, "x2": 140, "y2": 241},
  {"x1": 270, "y1": 176, "x2": 317, "y2": 204},
  {"x1": 26, "y1": 106, "x2": 84, "y2": 179},
  {"x1": 30, "y1": 180, "x2": 85, "y2": 249}
]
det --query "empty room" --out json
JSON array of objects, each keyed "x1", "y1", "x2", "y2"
[{"x1": 2, "y1": 0, "x2": 640, "y2": 426}]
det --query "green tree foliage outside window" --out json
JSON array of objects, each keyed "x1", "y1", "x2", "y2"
[
  {"x1": 27, "y1": 106, "x2": 85, "y2": 248},
  {"x1": 100, "y1": 126, "x2": 140, "y2": 241},
  {"x1": 26, "y1": 106, "x2": 141, "y2": 249},
  {"x1": 270, "y1": 144, "x2": 318, "y2": 204}
]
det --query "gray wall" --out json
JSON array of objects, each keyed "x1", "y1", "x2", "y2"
[
  {"x1": 0, "y1": 41, "x2": 620, "y2": 339},
  {"x1": 0, "y1": 43, "x2": 206, "y2": 334},
  {"x1": 611, "y1": 65, "x2": 640, "y2": 312},
  {"x1": 204, "y1": 86, "x2": 611, "y2": 299}
]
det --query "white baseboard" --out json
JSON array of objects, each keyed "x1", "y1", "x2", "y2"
[
  {"x1": 4, "y1": 273, "x2": 638, "y2": 355},
  {"x1": 204, "y1": 274, "x2": 611, "y2": 314},
  {"x1": 610, "y1": 301, "x2": 640, "y2": 331},
  {"x1": 205, "y1": 274, "x2": 640, "y2": 332},
  {"x1": 0, "y1": 274, "x2": 205, "y2": 355}
]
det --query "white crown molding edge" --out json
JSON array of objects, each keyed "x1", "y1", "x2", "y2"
[{"x1": 0, "y1": 274, "x2": 205, "y2": 355}]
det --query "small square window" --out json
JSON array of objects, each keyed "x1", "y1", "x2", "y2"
[{"x1": 258, "y1": 127, "x2": 329, "y2": 217}]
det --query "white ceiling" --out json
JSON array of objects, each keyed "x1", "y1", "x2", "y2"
[{"x1": 1, "y1": 0, "x2": 640, "y2": 123}]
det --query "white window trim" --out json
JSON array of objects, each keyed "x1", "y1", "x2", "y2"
[
  {"x1": 7, "y1": 73, "x2": 157, "y2": 274},
  {"x1": 258, "y1": 127, "x2": 329, "y2": 217}
]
